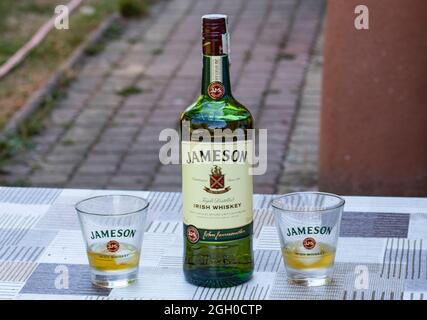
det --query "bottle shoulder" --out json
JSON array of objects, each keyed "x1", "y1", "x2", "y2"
[{"x1": 181, "y1": 95, "x2": 253, "y2": 125}]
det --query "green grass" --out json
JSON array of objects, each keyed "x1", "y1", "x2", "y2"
[
  {"x1": 84, "y1": 22, "x2": 125, "y2": 56},
  {"x1": 0, "y1": 135, "x2": 27, "y2": 165},
  {"x1": 84, "y1": 42, "x2": 106, "y2": 56},
  {"x1": 117, "y1": 85, "x2": 143, "y2": 96},
  {"x1": 0, "y1": 39, "x2": 23, "y2": 65},
  {"x1": 277, "y1": 52, "x2": 296, "y2": 60},
  {"x1": 119, "y1": 0, "x2": 148, "y2": 18},
  {"x1": 0, "y1": 0, "x2": 123, "y2": 130},
  {"x1": 61, "y1": 139, "x2": 76, "y2": 146},
  {"x1": 0, "y1": 81, "x2": 68, "y2": 167},
  {"x1": 28, "y1": 1, "x2": 121, "y2": 61},
  {"x1": 61, "y1": 121, "x2": 73, "y2": 130},
  {"x1": 151, "y1": 48, "x2": 163, "y2": 55},
  {"x1": 0, "y1": 1, "x2": 62, "y2": 64},
  {"x1": 0, "y1": 179, "x2": 31, "y2": 187},
  {"x1": 20, "y1": 2, "x2": 56, "y2": 14},
  {"x1": 20, "y1": 86, "x2": 68, "y2": 138},
  {"x1": 104, "y1": 21, "x2": 126, "y2": 39}
]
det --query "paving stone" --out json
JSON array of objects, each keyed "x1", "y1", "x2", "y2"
[
  {"x1": 50, "y1": 143, "x2": 91, "y2": 154},
  {"x1": 68, "y1": 76, "x2": 104, "y2": 93},
  {"x1": 85, "y1": 154, "x2": 123, "y2": 164},
  {"x1": 62, "y1": 92, "x2": 91, "y2": 106},
  {"x1": 90, "y1": 93, "x2": 122, "y2": 107},
  {"x1": 107, "y1": 174, "x2": 151, "y2": 188},
  {"x1": 104, "y1": 183, "x2": 146, "y2": 191},
  {"x1": 0, "y1": 164, "x2": 32, "y2": 176},
  {"x1": 61, "y1": 126, "x2": 101, "y2": 143},
  {"x1": 67, "y1": 174, "x2": 110, "y2": 189},
  {"x1": 49, "y1": 108, "x2": 81, "y2": 126},
  {"x1": 254, "y1": 184, "x2": 276, "y2": 194},
  {"x1": 148, "y1": 185, "x2": 180, "y2": 192},
  {"x1": 45, "y1": 152, "x2": 85, "y2": 164},
  {"x1": 34, "y1": 163, "x2": 76, "y2": 175},
  {"x1": 102, "y1": 126, "x2": 139, "y2": 137},
  {"x1": 77, "y1": 163, "x2": 117, "y2": 175},
  {"x1": 277, "y1": 29, "x2": 323, "y2": 193},
  {"x1": 91, "y1": 141, "x2": 130, "y2": 153},
  {"x1": 30, "y1": 172, "x2": 70, "y2": 187},
  {"x1": 118, "y1": 161, "x2": 159, "y2": 175},
  {"x1": 111, "y1": 116, "x2": 145, "y2": 127},
  {"x1": 151, "y1": 174, "x2": 181, "y2": 185},
  {"x1": 122, "y1": 153, "x2": 160, "y2": 164},
  {"x1": 99, "y1": 76, "x2": 136, "y2": 93}
]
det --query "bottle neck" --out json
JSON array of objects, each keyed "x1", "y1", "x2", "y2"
[{"x1": 201, "y1": 55, "x2": 232, "y2": 100}]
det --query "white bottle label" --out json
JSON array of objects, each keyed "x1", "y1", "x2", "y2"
[
  {"x1": 182, "y1": 140, "x2": 253, "y2": 243},
  {"x1": 210, "y1": 56, "x2": 223, "y2": 83}
]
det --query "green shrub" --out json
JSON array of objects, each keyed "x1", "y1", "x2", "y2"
[{"x1": 119, "y1": 0, "x2": 147, "y2": 18}]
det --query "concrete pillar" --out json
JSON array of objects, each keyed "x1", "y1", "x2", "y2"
[{"x1": 319, "y1": 0, "x2": 427, "y2": 196}]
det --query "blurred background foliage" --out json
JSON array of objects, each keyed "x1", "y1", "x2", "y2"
[{"x1": 0, "y1": 0, "x2": 148, "y2": 129}]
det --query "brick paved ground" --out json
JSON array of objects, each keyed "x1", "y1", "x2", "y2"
[
  {"x1": 278, "y1": 33, "x2": 323, "y2": 193},
  {"x1": 0, "y1": 0, "x2": 325, "y2": 193}
]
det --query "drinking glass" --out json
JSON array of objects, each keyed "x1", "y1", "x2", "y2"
[
  {"x1": 76, "y1": 195, "x2": 149, "y2": 288},
  {"x1": 271, "y1": 192, "x2": 344, "y2": 286}
]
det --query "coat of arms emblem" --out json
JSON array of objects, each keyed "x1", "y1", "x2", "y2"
[{"x1": 204, "y1": 165, "x2": 231, "y2": 194}]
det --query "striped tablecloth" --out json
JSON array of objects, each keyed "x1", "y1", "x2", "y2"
[{"x1": 0, "y1": 187, "x2": 426, "y2": 300}]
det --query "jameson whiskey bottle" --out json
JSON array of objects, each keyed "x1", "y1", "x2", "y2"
[{"x1": 181, "y1": 14, "x2": 254, "y2": 287}]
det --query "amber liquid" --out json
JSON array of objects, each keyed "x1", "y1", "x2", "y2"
[
  {"x1": 87, "y1": 243, "x2": 139, "y2": 272},
  {"x1": 282, "y1": 242, "x2": 335, "y2": 270}
]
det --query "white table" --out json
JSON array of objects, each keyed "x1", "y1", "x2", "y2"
[{"x1": 0, "y1": 187, "x2": 426, "y2": 300}]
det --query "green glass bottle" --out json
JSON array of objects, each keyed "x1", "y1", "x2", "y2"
[{"x1": 181, "y1": 14, "x2": 254, "y2": 288}]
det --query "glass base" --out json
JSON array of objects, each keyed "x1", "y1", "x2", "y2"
[
  {"x1": 184, "y1": 270, "x2": 253, "y2": 288},
  {"x1": 91, "y1": 268, "x2": 138, "y2": 288},
  {"x1": 288, "y1": 276, "x2": 331, "y2": 287}
]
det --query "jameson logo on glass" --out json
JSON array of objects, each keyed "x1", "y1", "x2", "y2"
[
  {"x1": 76, "y1": 195, "x2": 149, "y2": 288},
  {"x1": 271, "y1": 192, "x2": 344, "y2": 287},
  {"x1": 285, "y1": 226, "x2": 332, "y2": 237},
  {"x1": 90, "y1": 228, "x2": 137, "y2": 240},
  {"x1": 181, "y1": 14, "x2": 254, "y2": 288}
]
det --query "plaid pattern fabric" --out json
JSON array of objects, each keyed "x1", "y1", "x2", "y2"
[{"x1": 0, "y1": 187, "x2": 425, "y2": 300}]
